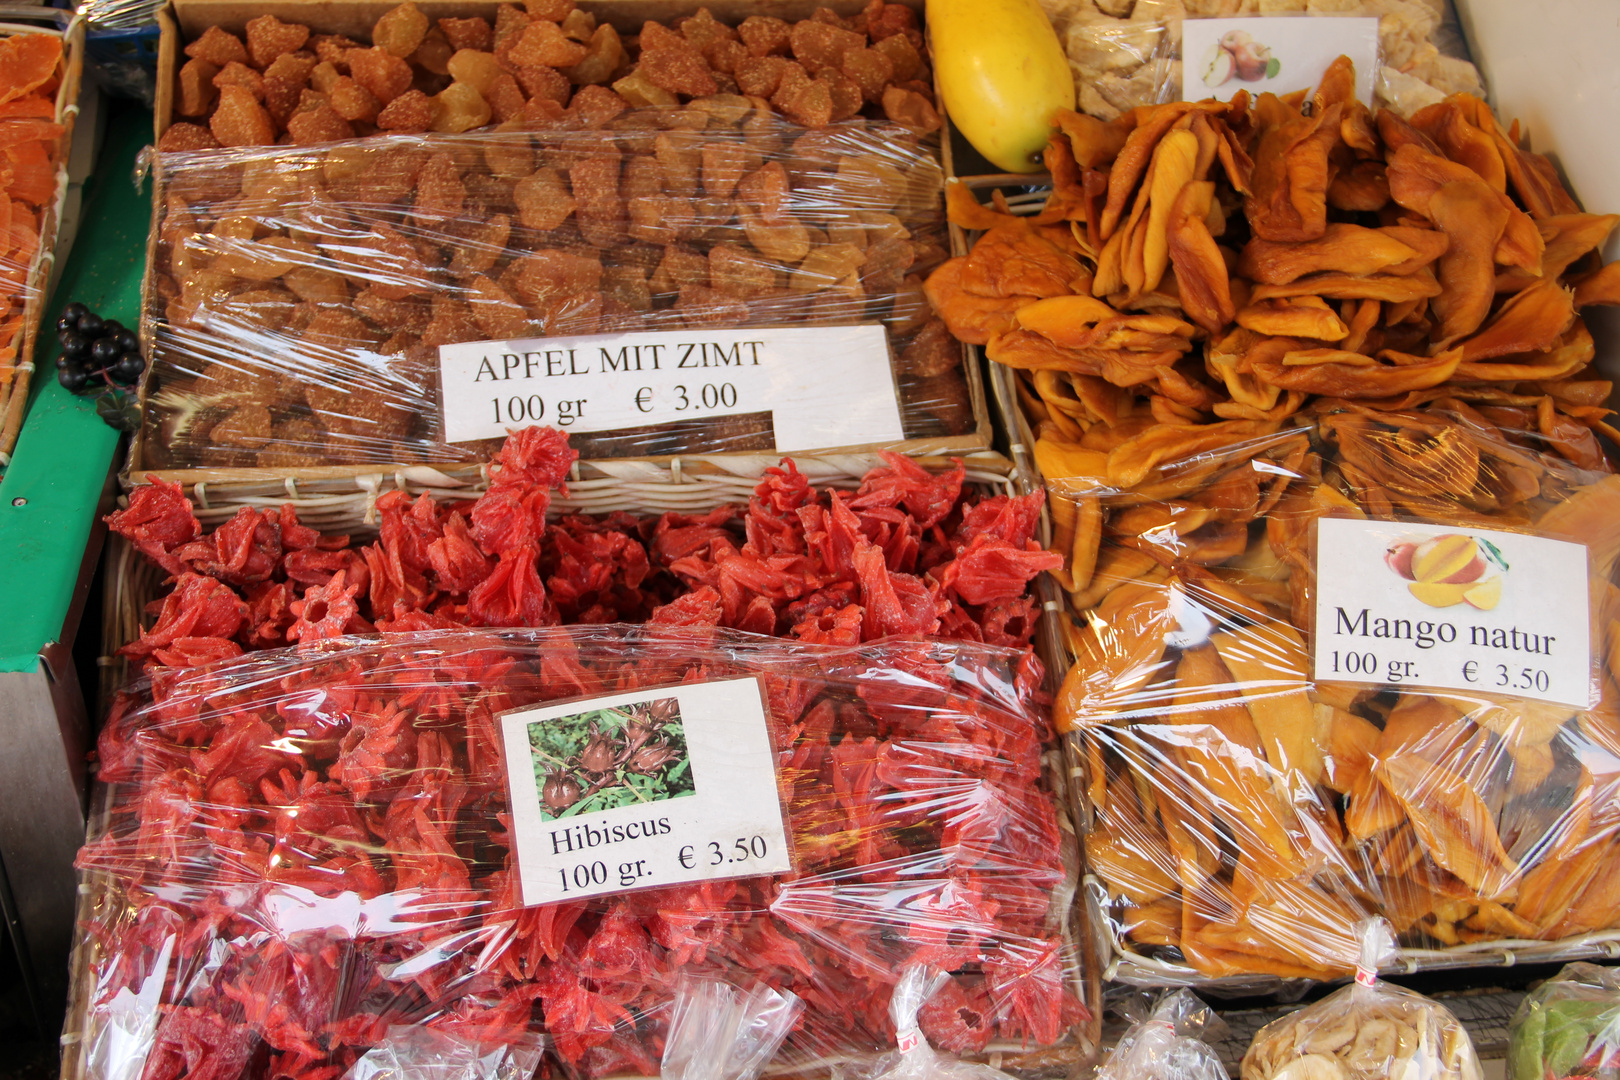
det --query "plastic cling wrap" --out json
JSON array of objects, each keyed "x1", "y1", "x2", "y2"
[
  {"x1": 1049, "y1": 402, "x2": 1620, "y2": 983},
  {"x1": 66, "y1": 628, "x2": 1089, "y2": 1080},
  {"x1": 1507, "y1": 964, "x2": 1620, "y2": 1080},
  {"x1": 140, "y1": 111, "x2": 970, "y2": 472},
  {"x1": 1241, "y1": 922, "x2": 1483, "y2": 1080}
]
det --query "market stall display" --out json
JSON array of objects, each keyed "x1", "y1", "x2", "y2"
[
  {"x1": 62, "y1": 627, "x2": 1090, "y2": 1080},
  {"x1": 1507, "y1": 964, "x2": 1620, "y2": 1080}
]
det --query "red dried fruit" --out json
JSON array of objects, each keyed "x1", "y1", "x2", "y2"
[
  {"x1": 244, "y1": 15, "x2": 310, "y2": 70},
  {"x1": 185, "y1": 26, "x2": 250, "y2": 67},
  {"x1": 209, "y1": 84, "x2": 276, "y2": 146},
  {"x1": 375, "y1": 87, "x2": 432, "y2": 131}
]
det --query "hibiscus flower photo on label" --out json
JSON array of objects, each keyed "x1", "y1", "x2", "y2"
[{"x1": 501, "y1": 676, "x2": 794, "y2": 906}]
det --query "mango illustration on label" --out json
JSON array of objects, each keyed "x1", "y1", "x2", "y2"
[{"x1": 1384, "y1": 532, "x2": 1508, "y2": 610}]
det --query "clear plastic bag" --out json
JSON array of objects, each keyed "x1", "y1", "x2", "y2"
[
  {"x1": 660, "y1": 976, "x2": 801, "y2": 1080},
  {"x1": 1241, "y1": 921, "x2": 1483, "y2": 1080},
  {"x1": 1507, "y1": 963, "x2": 1620, "y2": 1080},
  {"x1": 66, "y1": 628, "x2": 1088, "y2": 1080},
  {"x1": 1097, "y1": 990, "x2": 1227, "y2": 1080},
  {"x1": 1052, "y1": 0, "x2": 1485, "y2": 122},
  {"x1": 855, "y1": 967, "x2": 1024, "y2": 1080},
  {"x1": 1048, "y1": 403, "x2": 1620, "y2": 982},
  {"x1": 139, "y1": 111, "x2": 969, "y2": 472}
]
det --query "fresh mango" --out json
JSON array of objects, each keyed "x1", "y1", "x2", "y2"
[
  {"x1": 1409, "y1": 581, "x2": 1470, "y2": 607},
  {"x1": 1412, "y1": 534, "x2": 1480, "y2": 584},
  {"x1": 929, "y1": 0, "x2": 1075, "y2": 174}
]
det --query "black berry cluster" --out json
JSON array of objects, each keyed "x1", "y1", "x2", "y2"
[{"x1": 56, "y1": 302, "x2": 144, "y2": 392}]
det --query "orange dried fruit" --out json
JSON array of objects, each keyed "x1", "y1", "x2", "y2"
[
  {"x1": 244, "y1": 15, "x2": 310, "y2": 71},
  {"x1": 348, "y1": 46, "x2": 413, "y2": 103},
  {"x1": 514, "y1": 166, "x2": 576, "y2": 230},
  {"x1": 0, "y1": 98, "x2": 53, "y2": 119},
  {"x1": 176, "y1": 58, "x2": 220, "y2": 117},
  {"x1": 430, "y1": 81, "x2": 491, "y2": 132},
  {"x1": 209, "y1": 84, "x2": 276, "y2": 146},
  {"x1": 413, "y1": 152, "x2": 466, "y2": 220},
  {"x1": 565, "y1": 83, "x2": 626, "y2": 129},
  {"x1": 612, "y1": 69, "x2": 678, "y2": 108},
  {"x1": 376, "y1": 87, "x2": 433, "y2": 131},
  {"x1": 509, "y1": 20, "x2": 588, "y2": 68},
  {"x1": 840, "y1": 46, "x2": 893, "y2": 103},
  {"x1": 881, "y1": 85, "x2": 939, "y2": 133},
  {"x1": 494, "y1": 4, "x2": 531, "y2": 46},
  {"x1": 213, "y1": 60, "x2": 265, "y2": 100},
  {"x1": 738, "y1": 15, "x2": 791, "y2": 57},
  {"x1": 571, "y1": 153, "x2": 624, "y2": 246},
  {"x1": 439, "y1": 17, "x2": 492, "y2": 51},
  {"x1": 446, "y1": 49, "x2": 502, "y2": 94},
  {"x1": 637, "y1": 43, "x2": 718, "y2": 98},
  {"x1": 524, "y1": 0, "x2": 575, "y2": 20},
  {"x1": 310, "y1": 35, "x2": 359, "y2": 68},
  {"x1": 287, "y1": 101, "x2": 354, "y2": 144},
  {"x1": 185, "y1": 27, "x2": 249, "y2": 68},
  {"x1": 735, "y1": 56, "x2": 793, "y2": 99},
  {"x1": 789, "y1": 20, "x2": 863, "y2": 76},
  {"x1": 772, "y1": 65, "x2": 832, "y2": 128},
  {"x1": 562, "y1": 23, "x2": 623, "y2": 86},
  {"x1": 328, "y1": 76, "x2": 381, "y2": 122},
  {"x1": 409, "y1": 32, "x2": 453, "y2": 77},
  {"x1": 512, "y1": 63, "x2": 570, "y2": 105},
  {"x1": 4, "y1": 140, "x2": 53, "y2": 205},
  {"x1": 484, "y1": 74, "x2": 526, "y2": 122},
  {"x1": 819, "y1": 70, "x2": 862, "y2": 122},
  {"x1": 467, "y1": 273, "x2": 529, "y2": 338},
  {"x1": 158, "y1": 122, "x2": 220, "y2": 152},
  {"x1": 870, "y1": 32, "x2": 921, "y2": 82},
  {"x1": 373, "y1": 3, "x2": 429, "y2": 58}
]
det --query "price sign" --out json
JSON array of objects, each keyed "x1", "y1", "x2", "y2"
[
  {"x1": 437, "y1": 325, "x2": 904, "y2": 453},
  {"x1": 1312, "y1": 518, "x2": 1592, "y2": 708},
  {"x1": 500, "y1": 677, "x2": 793, "y2": 906}
]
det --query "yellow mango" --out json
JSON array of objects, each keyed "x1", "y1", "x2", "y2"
[
  {"x1": 1408, "y1": 581, "x2": 1470, "y2": 607},
  {"x1": 1412, "y1": 534, "x2": 1478, "y2": 584}
]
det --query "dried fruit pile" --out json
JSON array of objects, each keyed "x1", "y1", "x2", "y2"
[
  {"x1": 111, "y1": 427, "x2": 1058, "y2": 670},
  {"x1": 145, "y1": 113, "x2": 962, "y2": 468},
  {"x1": 1058, "y1": 405, "x2": 1620, "y2": 979},
  {"x1": 0, "y1": 32, "x2": 65, "y2": 423},
  {"x1": 926, "y1": 60, "x2": 1620, "y2": 467},
  {"x1": 161, "y1": 0, "x2": 940, "y2": 151},
  {"x1": 72, "y1": 628, "x2": 1087, "y2": 1080}
]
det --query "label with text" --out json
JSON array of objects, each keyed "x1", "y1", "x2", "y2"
[
  {"x1": 500, "y1": 677, "x2": 792, "y2": 907},
  {"x1": 1313, "y1": 518, "x2": 1591, "y2": 708},
  {"x1": 438, "y1": 325, "x2": 904, "y2": 453},
  {"x1": 1183, "y1": 16, "x2": 1378, "y2": 106}
]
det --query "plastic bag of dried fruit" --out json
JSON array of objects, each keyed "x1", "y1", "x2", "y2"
[
  {"x1": 1050, "y1": 402, "x2": 1620, "y2": 984},
  {"x1": 1037, "y1": 0, "x2": 1484, "y2": 122},
  {"x1": 1507, "y1": 964, "x2": 1620, "y2": 1080},
  {"x1": 661, "y1": 976, "x2": 801, "y2": 1080},
  {"x1": 1242, "y1": 921, "x2": 1482, "y2": 1080},
  {"x1": 62, "y1": 627, "x2": 1089, "y2": 1080},
  {"x1": 853, "y1": 967, "x2": 1027, "y2": 1080},
  {"x1": 141, "y1": 113, "x2": 971, "y2": 473},
  {"x1": 1096, "y1": 990, "x2": 1227, "y2": 1080}
]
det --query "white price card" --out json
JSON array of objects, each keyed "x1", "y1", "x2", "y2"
[
  {"x1": 1183, "y1": 16, "x2": 1379, "y2": 105},
  {"x1": 438, "y1": 325, "x2": 905, "y2": 453},
  {"x1": 1313, "y1": 518, "x2": 1592, "y2": 708},
  {"x1": 500, "y1": 677, "x2": 793, "y2": 906}
]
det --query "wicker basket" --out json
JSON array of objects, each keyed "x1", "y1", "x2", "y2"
[{"x1": 0, "y1": 14, "x2": 86, "y2": 464}]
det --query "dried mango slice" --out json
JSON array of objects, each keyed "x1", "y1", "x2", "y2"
[{"x1": 0, "y1": 35, "x2": 59, "y2": 105}]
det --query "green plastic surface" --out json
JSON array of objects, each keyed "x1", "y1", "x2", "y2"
[{"x1": 0, "y1": 101, "x2": 152, "y2": 672}]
